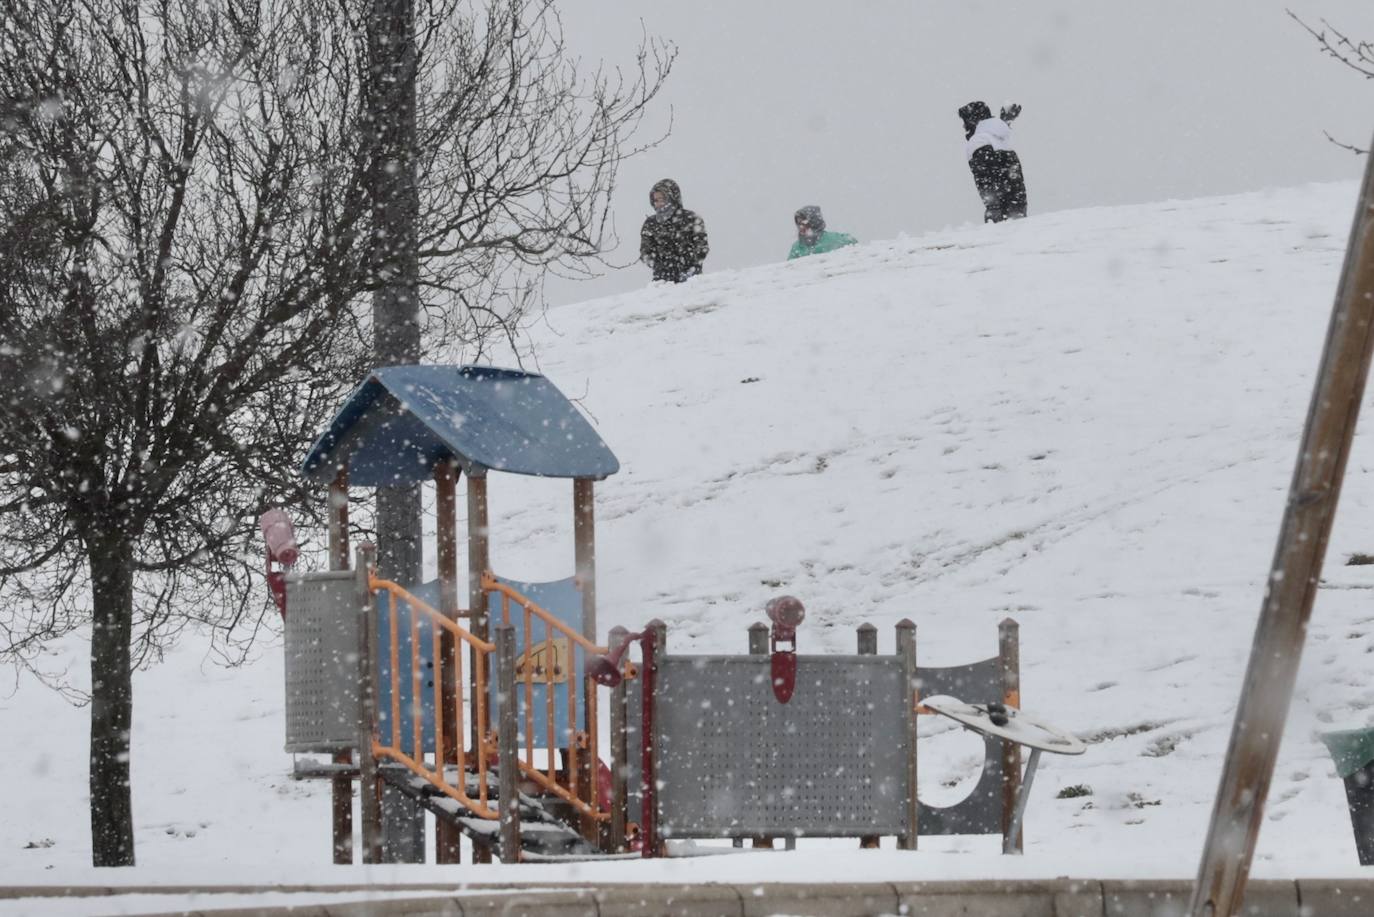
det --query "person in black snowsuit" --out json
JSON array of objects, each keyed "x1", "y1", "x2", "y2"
[
  {"x1": 957, "y1": 101, "x2": 1028, "y2": 223},
  {"x1": 640, "y1": 178, "x2": 709, "y2": 283}
]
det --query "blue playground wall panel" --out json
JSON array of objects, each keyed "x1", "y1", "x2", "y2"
[
  {"x1": 375, "y1": 580, "x2": 440, "y2": 754},
  {"x1": 487, "y1": 575, "x2": 588, "y2": 749}
]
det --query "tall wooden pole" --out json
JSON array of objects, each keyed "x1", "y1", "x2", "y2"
[
  {"x1": 434, "y1": 461, "x2": 461, "y2": 863},
  {"x1": 327, "y1": 467, "x2": 353, "y2": 864},
  {"x1": 1190, "y1": 144, "x2": 1374, "y2": 917}
]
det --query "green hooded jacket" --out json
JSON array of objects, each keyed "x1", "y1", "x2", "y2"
[{"x1": 788, "y1": 230, "x2": 858, "y2": 260}]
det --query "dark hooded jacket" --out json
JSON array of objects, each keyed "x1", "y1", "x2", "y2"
[
  {"x1": 958, "y1": 101, "x2": 993, "y2": 140},
  {"x1": 640, "y1": 179, "x2": 709, "y2": 283}
]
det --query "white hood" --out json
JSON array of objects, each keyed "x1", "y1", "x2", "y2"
[{"x1": 965, "y1": 118, "x2": 1014, "y2": 161}]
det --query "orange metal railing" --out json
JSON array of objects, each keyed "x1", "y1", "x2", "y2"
[
  {"x1": 482, "y1": 574, "x2": 609, "y2": 822},
  {"x1": 369, "y1": 575, "x2": 498, "y2": 819},
  {"x1": 367, "y1": 571, "x2": 615, "y2": 826}
]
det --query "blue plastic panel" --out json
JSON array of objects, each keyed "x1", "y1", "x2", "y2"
[
  {"x1": 375, "y1": 579, "x2": 440, "y2": 755},
  {"x1": 486, "y1": 575, "x2": 587, "y2": 749}
]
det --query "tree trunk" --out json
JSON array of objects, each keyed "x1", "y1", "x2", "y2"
[
  {"x1": 88, "y1": 534, "x2": 135, "y2": 867},
  {"x1": 368, "y1": 0, "x2": 426, "y2": 864}
]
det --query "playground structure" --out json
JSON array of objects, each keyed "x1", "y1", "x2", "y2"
[{"x1": 277, "y1": 363, "x2": 1069, "y2": 863}]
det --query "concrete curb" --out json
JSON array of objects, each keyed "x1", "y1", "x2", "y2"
[{"x1": 9, "y1": 877, "x2": 1374, "y2": 917}]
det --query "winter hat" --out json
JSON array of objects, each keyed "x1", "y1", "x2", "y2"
[
  {"x1": 650, "y1": 178, "x2": 682, "y2": 209},
  {"x1": 794, "y1": 205, "x2": 826, "y2": 233},
  {"x1": 958, "y1": 101, "x2": 992, "y2": 139}
]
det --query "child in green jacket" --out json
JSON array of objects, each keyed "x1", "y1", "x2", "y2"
[{"x1": 788, "y1": 205, "x2": 857, "y2": 260}]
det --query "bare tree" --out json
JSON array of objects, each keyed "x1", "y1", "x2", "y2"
[
  {"x1": 0, "y1": 0, "x2": 672, "y2": 866},
  {"x1": 1290, "y1": 11, "x2": 1372, "y2": 155}
]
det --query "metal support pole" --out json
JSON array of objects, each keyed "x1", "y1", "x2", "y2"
[
  {"x1": 999, "y1": 618, "x2": 1022, "y2": 854},
  {"x1": 355, "y1": 543, "x2": 383, "y2": 864},
  {"x1": 896, "y1": 619, "x2": 918, "y2": 851},
  {"x1": 328, "y1": 468, "x2": 353, "y2": 864},
  {"x1": 1190, "y1": 139, "x2": 1374, "y2": 917},
  {"x1": 497, "y1": 624, "x2": 521, "y2": 862},
  {"x1": 1005, "y1": 748, "x2": 1042, "y2": 854}
]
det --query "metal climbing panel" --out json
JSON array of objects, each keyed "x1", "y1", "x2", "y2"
[
  {"x1": 629, "y1": 655, "x2": 915, "y2": 838},
  {"x1": 283, "y1": 571, "x2": 360, "y2": 752}
]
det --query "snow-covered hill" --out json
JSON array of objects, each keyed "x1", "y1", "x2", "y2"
[{"x1": 6, "y1": 182, "x2": 1374, "y2": 899}]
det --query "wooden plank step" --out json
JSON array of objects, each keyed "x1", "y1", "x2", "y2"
[{"x1": 375, "y1": 763, "x2": 602, "y2": 860}]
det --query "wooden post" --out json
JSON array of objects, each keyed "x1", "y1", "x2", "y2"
[
  {"x1": 573, "y1": 479, "x2": 597, "y2": 641},
  {"x1": 466, "y1": 471, "x2": 489, "y2": 697},
  {"x1": 896, "y1": 619, "x2": 918, "y2": 851},
  {"x1": 858, "y1": 623, "x2": 880, "y2": 849},
  {"x1": 641, "y1": 620, "x2": 667, "y2": 859},
  {"x1": 434, "y1": 461, "x2": 461, "y2": 864},
  {"x1": 607, "y1": 626, "x2": 629, "y2": 853},
  {"x1": 999, "y1": 618, "x2": 1022, "y2": 855},
  {"x1": 572, "y1": 479, "x2": 599, "y2": 841},
  {"x1": 355, "y1": 543, "x2": 383, "y2": 864},
  {"x1": 329, "y1": 466, "x2": 350, "y2": 571},
  {"x1": 747, "y1": 622, "x2": 769, "y2": 655},
  {"x1": 328, "y1": 467, "x2": 353, "y2": 864},
  {"x1": 578, "y1": 680, "x2": 599, "y2": 845},
  {"x1": 465, "y1": 469, "x2": 491, "y2": 863},
  {"x1": 747, "y1": 622, "x2": 773, "y2": 850},
  {"x1": 496, "y1": 624, "x2": 521, "y2": 862},
  {"x1": 1189, "y1": 144, "x2": 1374, "y2": 917}
]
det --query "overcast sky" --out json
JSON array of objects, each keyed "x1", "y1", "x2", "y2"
[{"x1": 544, "y1": 1, "x2": 1371, "y2": 306}]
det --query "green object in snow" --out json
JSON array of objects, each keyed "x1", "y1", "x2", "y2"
[
  {"x1": 787, "y1": 230, "x2": 858, "y2": 260},
  {"x1": 1321, "y1": 727, "x2": 1374, "y2": 779}
]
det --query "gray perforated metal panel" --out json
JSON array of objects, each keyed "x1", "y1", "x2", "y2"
[
  {"x1": 636, "y1": 655, "x2": 912, "y2": 838},
  {"x1": 915, "y1": 656, "x2": 1008, "y2": 836},
  {"x1": 284, "y1": 572, "x2": 361, "y2": 753},
  {"x1": 625, "y1": 652, "x2": 1013, "y2": 840}
]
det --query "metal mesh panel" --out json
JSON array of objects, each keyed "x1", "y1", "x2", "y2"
[
  {"x1": 917, "y1": 658, "x2": 1003, "y2": 707},
  {"x1": 284, "y1": 572, "x2": 360, "y2": 753},
  {"x1": 648, "y1": 655, "x2": 912, "y2": 838},
  {"x1": 625, "y1": 653, "x2": 1012, "y2": 839},
  {"x1": 915, "y1": 656, "x2": 1008, "y2": 836}
]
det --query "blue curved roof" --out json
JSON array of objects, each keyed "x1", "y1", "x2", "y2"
[{"x1": 300, "y1": 365, "x2": 620, "y2": 485}]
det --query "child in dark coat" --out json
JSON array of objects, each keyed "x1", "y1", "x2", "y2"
[
  {"x1": 640, "y1": 179, "x2": 710, "y2": 283},
  {"x1": 957, "y1": 101, "x2": 1028, "y2": 223}
]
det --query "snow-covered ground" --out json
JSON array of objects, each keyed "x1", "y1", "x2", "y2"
[{"x1": 4, "y1": 182, "x2": 1374, "y2": 910}]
